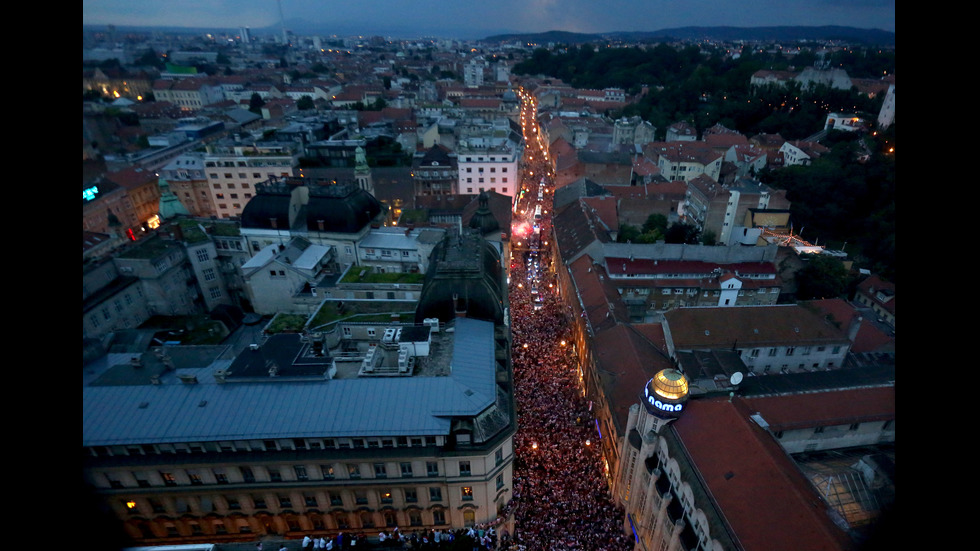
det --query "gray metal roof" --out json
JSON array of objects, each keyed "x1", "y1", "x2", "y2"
[{"x1": 82, "y1": 318, "x2": 498, "y2": 446}]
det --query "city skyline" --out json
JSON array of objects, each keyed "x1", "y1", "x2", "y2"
[{"x1": 82, "y1": 0, "x2": 896, "y2": 40}]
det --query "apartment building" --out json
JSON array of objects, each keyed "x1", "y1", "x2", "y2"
[
  {"x1": 203, "y1": 142, "x2": 300, "y2": 219},
  {"x1": 82, "y1": 316, "x2": 516, "y2": 546},
  {"x1": 159, "y1": 153, "x2": 218, "y2": 218},
  {"x1": 616, "y1": 380, "x2": 892, "y2": 551},
  {"x1": 455, "y1": 118, "x2": 523, "y2": 202}
]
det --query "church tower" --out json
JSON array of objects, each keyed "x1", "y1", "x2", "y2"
[
  {"x1": 354, "y1": 146, "x2": 374, "y2": 196},
  {"x1": 157, "y1": 177, "x2": 190, "y2": 221}
]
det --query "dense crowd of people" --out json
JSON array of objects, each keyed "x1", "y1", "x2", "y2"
[{"x1": 498, "y1": 182, "x2": 634, "y2": 551}]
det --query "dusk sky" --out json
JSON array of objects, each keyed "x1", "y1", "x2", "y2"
[{"x1": 83, "y1": 0, "x2": 895, "y2": 39}]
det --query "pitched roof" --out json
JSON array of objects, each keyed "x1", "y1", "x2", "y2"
[
  {"x1": 594, "y1": 323, "x2": 672, "y2": 433},
  {"x1": 742, "y1": 386, "x2": 895, "y2": 432},
  {"x1": 664, "y1": 305, "x2": 849, "y2": 350},
  {"x1": 672, "y1": 396, "x2": 855, "y2": 551}
]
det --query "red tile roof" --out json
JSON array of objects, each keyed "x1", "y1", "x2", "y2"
[
  {"x1": 580, "y1": 196, "x2": 619, "y2": 232},
  {"x1": 663, "y1": 305, "x2": 849, "y2": 350},
  {"x1": 605, "y1": 257, "x2": 776, "y2": 278},
  {"x1": 742, "y1": 386, "x2": 895, "y2": 432},
  {"x1": 673, "y1": 396, "x2": 856, "y2": 551}
]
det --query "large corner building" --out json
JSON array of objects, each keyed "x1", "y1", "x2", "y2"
[{"x1": 82, "y1": 226, "x2": 515, "y2": 546}]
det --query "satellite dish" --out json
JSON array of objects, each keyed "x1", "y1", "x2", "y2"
[{"x1": 730, "y1": 372, "x2": 744, "y2": 385}]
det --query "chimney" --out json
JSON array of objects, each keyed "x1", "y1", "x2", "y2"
[{"x1": 848, "y1": 315, "x2": 863, "y2": 342}]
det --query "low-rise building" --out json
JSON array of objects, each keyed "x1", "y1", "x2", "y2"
[
  {"x1": 663, "y1": 304, "x2": 853, "y2": 375},
  {"x1": 241, "y1": 237, "x2": 338, "y2": 315}
]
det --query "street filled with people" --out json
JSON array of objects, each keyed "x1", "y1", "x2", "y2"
[{"x1": 496, "y1": 93, "x2": 633, "y2": 551}]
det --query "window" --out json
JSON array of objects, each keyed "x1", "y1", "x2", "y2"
[
  {"x1": 496, "y1": 474, "x2": 504, "y2": 490},
  {"x1": 433, "y1": 510, "x2": 445, "y2": 524},
  {"x1": 203, "y1": 268, "x2": 216, "y2": 281},
  {"x1": 459, "y1": 461, "x2": 471, "y2": 476},
  {"x1": 786, "y1": 347, "x2": 795, "y2": 356},
  {"x1": 321, "y1": 465, "x2": 335, "y2": 480},
  {"x1": 268, "y1": 468, "x2": 282, "y2": 482},
  {"x1": 348, "y1": 464, "x2": 361, "y2": 479},
  {"x1": 461, "y1": 487, "x2": 473, "y2": 500},
  {"x1": 241, "y1": 466, "x2": 255, "y2": 483},
  {"x1": 227, "y1": 497, "x2": 241, "y2": 510},
  {"x1": 380, "y1": 490, "x2": 393, "y2": 503},
  {"x1": 405, "y1": 488, "x2": 418, "y2": 502},
  {"x1": 426, "y1": 462, "x2": 439, "y2": 476},
  {"x1": 213, "y1": 470, "x2": 228, "y2": 484},
  {"x1": 400, "y1": 462, "x2": 413, "y2": 477},
  {"x1": 305, "y1": 494, "x2": 318, "y2": 507},
  {"x1": 374, "y1": 463, "x2": 387, "y2": 478},
  {"x1": 149, "y1": 498, "x2": 165, "y2": 513},
  {"x1": 253, "y1": 495, "x2": 266, "y2": 509},
  {"x1": 294, "y1": 465, "x2": 308, "y2": 481},
  {"x1": 495, "y1": 449, "x2": 503, "y2": 465},
  {"x1": 196, "y1": 249, "x2": 210, "y2": 262},
  {"x1": 279, "y1": 496, "x2": 291, "y2": 508},
  {"x1": 429, "y1": 487, "x2": 442, "y2": 501},
  {"x1": 160, "y1": 472, "x2": 176, "y2": 486},
  {"x1": 329, "y1": 492, "x2": 343, "y2": 506},
  {"x1": 355, "y1": 491, "x2": 368, "y2": 505}
]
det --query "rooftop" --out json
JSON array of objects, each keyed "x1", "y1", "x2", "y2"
[{"x1": 82, "y1": 317, "x2": 502, "y2": 446}]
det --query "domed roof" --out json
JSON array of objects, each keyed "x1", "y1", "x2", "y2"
[
  {"x1": 641, "y1": 368, "x2": 689, "y2": 418},
  {"x1": 415, "y1": 230, "x2": 504, "y2": 324},
  {"x1": 650, "y1": 369, "x2": 689, "y2": 400},
  {"x1": 241, "y1": 180, "x2": 382, "y2": 234},
  {"x1": 303, "y1": 184, "x2": 382, "y2": 233}
]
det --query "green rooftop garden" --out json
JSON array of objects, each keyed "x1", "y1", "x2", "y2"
[{"x1": 340, "y1": 270, "x2": 426, "y2": 285}]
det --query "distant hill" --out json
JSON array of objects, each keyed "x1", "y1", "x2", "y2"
[{"x1": 484, "y1": 26, "x2": 895, "y2": 46}]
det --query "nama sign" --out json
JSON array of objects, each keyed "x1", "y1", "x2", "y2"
[{"x1": 642, "y1": 378, "x2": 686, "y2": 417}]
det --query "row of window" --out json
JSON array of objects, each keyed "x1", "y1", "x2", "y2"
[
  {"x1": 213, "y1": 182, "x2": 252, "y2": 189},
  {"x1": 104, "y1": 449, "x2": 506, "y2": 491},
  {"x1": 125, "y1": 483, "x2": 488, "y2": 518},
  {"x1": 464, "y1": 167, "x2": 508, "y2": 173},
  {"x1": 463, "y1": 156, "x2": 510, "y2": 162},
  {"x1": 209, "y1": 172, "x2": 290, "y2": 180},
  {"x1": 132, "y1": 506, "x2": 454, "y2": 539},
  {"x1": 746, "y1": 345, "x2": 842, "y2": 358},
  {"x1": 464, "y1": 177, "x2": 508, "y2": 185},
  {"x1": 90, "y1": 436, "x2": 448, "y2": 459}
]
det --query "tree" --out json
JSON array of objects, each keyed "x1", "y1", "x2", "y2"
[
  {"x1": 664, "y1": 223, "x2": 700, "y2": 244},
  {"x1": 616, "y1": 224, "x2": 641, "y2": 243},
  {"x1": 248, "y1": 93, "x2": 265, "y2": 114},
  {"x1": 794, "y1": 254, "x2": 849, "y2": 300},
  {"x1": 297, "y1": 95, "x2": 315, "y2": 110},
  {"x1": 642, "y1": 213, "x2": 668, "y2": 236}
]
